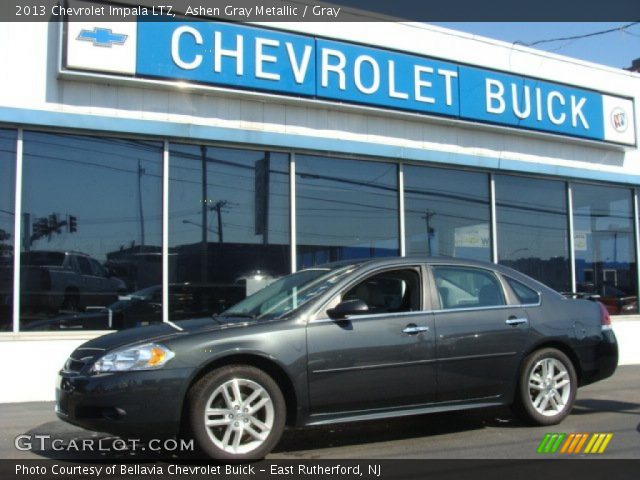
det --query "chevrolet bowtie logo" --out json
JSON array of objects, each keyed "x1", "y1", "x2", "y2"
[{"x1": 77, "y1": 28, "x2": 128, "y2": 47}]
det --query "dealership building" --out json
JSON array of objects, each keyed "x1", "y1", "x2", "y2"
[{"x1": 0, "y1": 11, "x2": 639, "y2": 402}]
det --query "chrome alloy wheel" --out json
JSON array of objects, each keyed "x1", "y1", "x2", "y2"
[
  {"x1": 203, "y1": 378, "x2": 275, "y2": 455},
  {"x1": 528, "y1": 357, "x2": 571, "y2": 416}
]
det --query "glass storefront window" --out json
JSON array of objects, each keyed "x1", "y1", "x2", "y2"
[
  {"x1": 296, "y1": 155, "x2": 399, "y2": 268},
  {"x1": 0, "y1": 129, "x2": 17, "y2": 331},
  {"x1": 496, "y1": 175, "x2": 570, "y2": 292},
  {"x1": 404, "y1": 165, "x2": 490, "y2": 261},
  {"x1": 19, "y1": 132, "x2": 163, "y2": 330},
  {"x1": 169, "y1": 145, "x2": 290, "y2": 316},
  {"x1": 573, "y1": 184, "x2": 637, "y2": 314}
]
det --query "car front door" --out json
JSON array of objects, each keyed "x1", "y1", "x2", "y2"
[
  {"x1": 430, "y1": 265, "x2": 530, "y2": 403},
  {"x1": 306, "y1": 266, "x2": 437, "y2": 416},
  {"x1": 88, "y1": 258, "x2": 117, "y2": 306}
]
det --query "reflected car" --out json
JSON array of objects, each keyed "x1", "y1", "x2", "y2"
[
  {"x1": 56, "y1": 257, "x2": 618, "y2": 461},
  {"x1": 23, "y1": 283, "x2": 247, "y2": 331},
  {"x1": 0, "y1": 251, "x2": 126, "y2": 317},
  {"x1": 22, "y1": 286, "x2": 164, "y2": 331},
  {"x1": 577, "y1": 282, "x2": 638, "y2": 315}
]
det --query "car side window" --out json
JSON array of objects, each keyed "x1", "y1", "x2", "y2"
[
  {"x1": 505, "y1": 277, "x2": 540, "y2": 305},
  {"x1": 432, "y1": 266, "x2": 505, "y2": 309},
  {"x1": 76, "y1": 256, "x2": 93, "y2": 276},
  {"x1": 89, "y1": 259, "x2": 108, "y2": 278},
  {"x1": 342, "y1": 269, "x2": 421, "y2": 314}
]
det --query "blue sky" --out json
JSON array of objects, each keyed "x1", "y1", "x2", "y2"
[{"x1": 431, "y1": 23, "x2": 640, "y2": 70}]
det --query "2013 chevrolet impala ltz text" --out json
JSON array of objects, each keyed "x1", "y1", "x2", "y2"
[{"x1": 56, "y1": 258, "x2": 618, "y2": 460}]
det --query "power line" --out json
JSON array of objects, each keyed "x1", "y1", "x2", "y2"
[{"x1": 519, "y1": 22, "x2": 640, "y2": 47}]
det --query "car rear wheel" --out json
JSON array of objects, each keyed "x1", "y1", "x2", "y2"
[
  {"x1": 514, "y1": 348, "x2": 577, "y2": 425},
  {"x1": 187, "y1": 365, "x2": 286, "y2": 460}
]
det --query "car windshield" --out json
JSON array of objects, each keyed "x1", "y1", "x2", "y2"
[{"x1": 222, "y1": 265, "x2": 356, "y2": 320}]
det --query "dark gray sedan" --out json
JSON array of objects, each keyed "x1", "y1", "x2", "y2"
[{"x1": 56, "y1": 257, "x2": 618, "y2": 460}]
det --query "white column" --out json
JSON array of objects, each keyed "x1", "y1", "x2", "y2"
[
  {"x1": 490, "y1": 174, "x2": 498, "y2": 263},
  {"x1": 567, "y1": 183, "x2": 576, "y2": 293},
  {"x1": 162, "y1": 141, "x2": 169, "y2": 323},
  {"x1": 289, "y1": 153, "x2": 297, "y2": 273},
  {"x1": 12, "y1": 130, "x2": 23, "y2": 333},
  {"x1": 399, "y1": 163, "x2": 406, "y2": 257}
]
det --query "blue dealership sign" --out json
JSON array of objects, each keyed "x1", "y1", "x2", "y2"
[
  {"x1": 459, "y1": 66, "x2": 604, "y2": 140},
  {"x1": 137, "y1": 21, "x2": 316, "y2": 96},
  {"x1": 65, "y1": 20, "x2": 636, "y2": 146},
  {"x1": 314, "y1": 39, "x2": 459, "y2": 118}
]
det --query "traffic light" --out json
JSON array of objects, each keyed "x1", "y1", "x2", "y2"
[
  {"x1": 68, "y1": 215, "x2": 77, "y2": 233},
  {"x1": 49, "y1": 214, "x2": 60, "y2": 234},
  {"x1": 32, "y1": 218, "x2": 49, "y2": 239},
  {"x1": 38, "y1": 218, "x2": 49, "y2": 236}
]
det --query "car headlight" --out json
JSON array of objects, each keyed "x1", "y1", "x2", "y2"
[{"x1": 91, "y1": 343, "x2": 174, "y2": 373}]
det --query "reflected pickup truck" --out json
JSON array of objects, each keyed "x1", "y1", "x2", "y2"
[{"x1": 0, "y1": 251, "x2": 126, "y2": 313}]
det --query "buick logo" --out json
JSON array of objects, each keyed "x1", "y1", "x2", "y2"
[{"x1": 610, "y1": 107, "x2": 628, "y2": 133}]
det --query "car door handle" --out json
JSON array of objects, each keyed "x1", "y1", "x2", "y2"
[
  {"x1": 403, "y1": 324, "x2": 430, "y2": 334},
  {"x1": 505, "y1": 317, "x2": 528, "y2": 326}
]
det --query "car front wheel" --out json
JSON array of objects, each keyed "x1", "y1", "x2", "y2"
[
  {"x1": 514, "y1": 348, "x2": 577, "y2": 425},
  {"x1": 187, "y1": 365, "x2": 286, "y2": 460}
]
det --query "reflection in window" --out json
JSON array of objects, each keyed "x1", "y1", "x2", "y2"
[
  {"x1": 343, "y1": 269, "x2": 421, "y2": 313},
  {"x1": 496, "y1": 175, "x2": 569, "y2": 292},
  {"x1": 0, "y1": 129, "x2": 16, "y2": 331},
  {"x1": 296, "y1": 155, "x2": 399, "y2": 268},
  {"x1": 169, "y1": 145, "x2": 290, "y2": 316},
  {"x1": 505, "y1": 277, "x2": 540, "y2": 305},
  {"x1": 573, "y1": 184, "x2": 637, "y2": 314},
  {"x1": 404, "y1": 165, "x2": 490, "y2": 261},
  {"x1": 433, "y1": 266, "x2": 505, "y2": 309},
  {"x1": 20, "y1": 132, "x2": 163, "y2": 330}
]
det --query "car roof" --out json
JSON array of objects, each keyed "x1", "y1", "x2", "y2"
[
  {"x1": 306, "y1": 256, "x2": 560, "y2": 295},
  {"x1": 315, "y1": 256, "x2": 499, "y2": 270}
]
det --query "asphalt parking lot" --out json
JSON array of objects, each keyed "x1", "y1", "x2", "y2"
[{"x1": 1, "y1": 365, "x2": 638, "y2": 460}]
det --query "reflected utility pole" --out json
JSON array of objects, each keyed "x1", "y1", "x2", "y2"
[
  {"x1": 422, "y1": 211, "x2": 436, "y2": 256},
  {"x1": 254, "y1": 153, "x2": 270, "y2": 246},
  {"x1": 211, "y1": 200, "x2": 228, "y2": 243},
  {"x1": 137, "y1": 160, "x2": 146, "y2": 247}
]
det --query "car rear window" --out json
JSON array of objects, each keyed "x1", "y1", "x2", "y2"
[{"x1": 505, "y1": 277, "x2": 540, "y2": 305}]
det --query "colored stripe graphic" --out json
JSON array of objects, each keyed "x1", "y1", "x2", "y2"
[
  {"x1": 538, "y1": 433, "x2": 613, "y2": 454},
  {"x1": 537, "y1": 433, "x2": 566, "y2": 453},
  {"x1": 584, "y1": 433, "x2": 614, "y2": 454}
]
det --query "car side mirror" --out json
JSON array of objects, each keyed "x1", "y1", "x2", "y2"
[{"x1": 327, "y1": 299, "x2": 369, "y2": 320}]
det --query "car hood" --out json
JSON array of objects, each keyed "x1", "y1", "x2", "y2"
[{"x1": 78, "y1": 316, "x2": 258, "y2": 351}]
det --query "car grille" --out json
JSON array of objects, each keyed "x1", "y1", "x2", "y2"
[{"x1": 63, "y1": 348, "x2": 105, "y2": 373}]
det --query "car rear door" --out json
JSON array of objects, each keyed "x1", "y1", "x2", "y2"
[
  {"x1": 430, "y1": 265, "x2": 530, "y2": 403},
  {"x1": 306, "y1": 265, "x2": 437, "y2": 415}
]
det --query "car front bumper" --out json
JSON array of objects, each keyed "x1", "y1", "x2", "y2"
[{"x1": 55, "y1": 368, "x2": 192, "y2": 438}]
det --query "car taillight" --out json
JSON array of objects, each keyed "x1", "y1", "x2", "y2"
[
  {"x1": 40, "y1": 270, "x2": 51, "y2": 290},
  {"x1": 598, "y1": 302, "x2": 612, "y2": 330}
]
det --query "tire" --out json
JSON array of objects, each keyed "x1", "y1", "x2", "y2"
[
  {"x1": 513, "y1": 348, "x2": 577, "y2": 426},
  {"x1": 187, "y1": 365, "x2": 286, "y2": 461}
]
